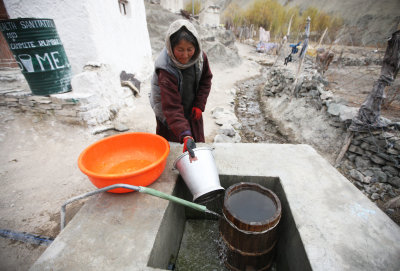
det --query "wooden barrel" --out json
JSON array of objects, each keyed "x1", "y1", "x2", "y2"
[{"x1": 219, "y1": 182, "x2": 282, "y2": 271}]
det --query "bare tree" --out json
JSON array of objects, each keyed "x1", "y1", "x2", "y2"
[
  {"x1": 336, "y1": 30, "x2": 399, "y2": 166},
  {"x1": 349, "y1": 30, "x2": 400, "y2": 132}
]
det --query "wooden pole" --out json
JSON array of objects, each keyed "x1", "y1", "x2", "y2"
[
  {"x1": 292, "y1": 17, "x2": 311, "y2": 96},
  {"x1": 318, "y1": 27, "x2": 328, "y2": 48},
  {"x1": 335, "y1": 131, "x2": 354, "y2": 167},
  {"x1": 273, "y1": 15, "x2": 293, "y2": 66}
]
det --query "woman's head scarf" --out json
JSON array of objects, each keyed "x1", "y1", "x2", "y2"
[{"x1": 165, "y1": 19, "x2": 202, "y2": 69}]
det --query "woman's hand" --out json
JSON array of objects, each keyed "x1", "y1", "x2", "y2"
[
  {"x1": 191, "y1": 107, "x2": 202, "y2": 120},
  {"x1": 183, "y1": 136, "x2": 196, "y2": 158}
]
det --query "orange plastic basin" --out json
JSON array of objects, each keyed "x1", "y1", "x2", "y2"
[{"x1": 78, "y1": 132, "x2": 170, "y2": 193}]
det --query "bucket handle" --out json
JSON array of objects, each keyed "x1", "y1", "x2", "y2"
[{"x1": 171, "y1": 146, "x2": 216, "y2": 171}]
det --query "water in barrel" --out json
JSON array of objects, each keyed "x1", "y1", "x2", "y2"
[
  {"x1": 225, "y1": 189, "x2": 276, "y2": 223},
  {"x1": 219, "y1": 182, "x2": 282, "y2": 271}
]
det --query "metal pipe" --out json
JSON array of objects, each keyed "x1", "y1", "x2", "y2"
[
  {"x1": 60, "y1": 184, "x2": 208, "y2": 230},
  {"x1": 61, "y1": 184, "x2": 140, "y2": 230}
]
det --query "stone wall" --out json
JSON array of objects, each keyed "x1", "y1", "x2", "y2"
[
  {"x1": 345, "y1": 131, "x2": 400, "y2": 201},
  {"x1": 0, "y1": 65, "x2": 136, "y2": 130},
  {"x1": 260, "y1": 64, "x2": 400, "y2": 209},
  {"x1": 1, "y1": 89, "x2": 89, "y2": 125}
]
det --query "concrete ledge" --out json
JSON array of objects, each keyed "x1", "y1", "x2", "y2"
[{"x1": 31, "y1": 143, "x2": 400, "y2": 270}]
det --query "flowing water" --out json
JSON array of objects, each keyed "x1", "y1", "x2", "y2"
[
  {"x1": 174, "y1": 219, "x2": 278, "y2": 271},
  {"x1": 175, "y1": 220, "x2": 228, "y2": 271},
  {"x1": 205, "y1": 209, "x2": 222, "y2": 219}
]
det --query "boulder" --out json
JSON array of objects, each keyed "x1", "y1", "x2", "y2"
[
  {"x1": 388, "y1": 177, "x2": 400, "y2": 188},
  {"x1": 350, "y1": 169, "x2": 364, "y2": 182}
]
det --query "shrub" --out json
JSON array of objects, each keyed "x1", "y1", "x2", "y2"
[
  {"x1": 223, "y1": 3, "x2": 245, "y2": 27},
  {"x1": 222, "y1": 0, "x2": 343, "y2": 43},
  {"x1": 184, "y1": 0, "x2": 201, "y2": 15}
]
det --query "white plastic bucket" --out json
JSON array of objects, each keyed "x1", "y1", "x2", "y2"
[{"x1": 173, "y1": 147, "x2": 224, "y2": 202}]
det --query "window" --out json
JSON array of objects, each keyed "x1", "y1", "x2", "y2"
[{"x1": 118, "y1": 0, "x2": 129, "y2": 16}]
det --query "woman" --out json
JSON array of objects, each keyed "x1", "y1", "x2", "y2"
[{"x1": 150, "y1": 19, "x2": 213, "y2": 158}]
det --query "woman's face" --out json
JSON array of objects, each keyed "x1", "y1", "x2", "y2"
[{"x1": 173, "y1": 39, "x2": 195, "y2": 64}]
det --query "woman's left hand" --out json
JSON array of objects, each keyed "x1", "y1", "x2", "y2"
[{"x1": 191, "y1": 107, "x2": 202, "y2": 120}]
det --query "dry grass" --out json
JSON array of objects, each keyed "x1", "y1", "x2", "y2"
[
  {"x1": 222, "y1": 0, "x2": 343, "y2": 42},
  {"x1": 183, "y1": 0, "x2": 201, "y2": 15}
]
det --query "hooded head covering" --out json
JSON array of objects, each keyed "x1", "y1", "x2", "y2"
[{"x1": 165, "y1": 19, "x2": 202, "y2": 69}]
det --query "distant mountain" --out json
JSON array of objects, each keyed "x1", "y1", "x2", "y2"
[{"x1": 217, "y1": 0, "x2": 400, "y2": 46}]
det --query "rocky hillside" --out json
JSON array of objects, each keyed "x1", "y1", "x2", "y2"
[{"x1": 145, "y1": 1, "x2": 241, "y2": 66}]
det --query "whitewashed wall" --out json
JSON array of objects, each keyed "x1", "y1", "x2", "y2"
[
  {"x1": 4, "y1": 0, "x2": 152, "y2": 79},
  {"x1": 85, "y1": 0, "x2": 152, "y2": 79},
  {"x1": 160, "y1": 0, "x2": 183, "y2": 13}
]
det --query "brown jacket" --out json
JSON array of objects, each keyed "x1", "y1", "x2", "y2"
[{"x1": 156, "y1": 52, "x2": 213, "y2": 143}]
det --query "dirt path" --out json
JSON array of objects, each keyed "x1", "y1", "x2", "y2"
[
  {"x1": 203, "y1": 43, "x2": 263, "y2": 142},
  {"x1": 0, "y1": 107, "x2": 100, "y2": 270}
]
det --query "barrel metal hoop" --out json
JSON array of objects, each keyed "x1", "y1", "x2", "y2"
[
  {"x1": 220, "y1": 232, "x2": 278, "y2": 256},
  {"x1": 224, "y1": 259, "x2": 273, "y2": 271},
  {"x1": 222, "y1": 212, "x2": 281, "y2": 234}
]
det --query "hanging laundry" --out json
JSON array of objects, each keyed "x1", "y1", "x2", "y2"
[{"x1": 284, "y1": 42, "x2": 301, "y2": 65}]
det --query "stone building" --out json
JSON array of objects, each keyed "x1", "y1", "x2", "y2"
[
  {"x1": 2, "y1": 0, "x2": 152, "y2": 77},
  {"x1": 199, "y1": 4, "x2": 220, "y2": 27},
  {"x1": 0, "y1": 0, "x2": 152, "y2": 127}
]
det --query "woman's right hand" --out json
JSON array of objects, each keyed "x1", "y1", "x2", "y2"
[{"x1": 183, "y1": 136, "x2": 196, "y2": 158}]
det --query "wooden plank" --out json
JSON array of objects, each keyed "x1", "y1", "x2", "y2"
[
  {"x1": 335, "y1": 131, "x2": 354, "y2": 167},
  {"x1": 0, "y1": 0, "x2": 18, "y2": 68}
]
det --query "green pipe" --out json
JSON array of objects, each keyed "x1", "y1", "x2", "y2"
[
  {"x1": 61, "y1": 184, "x2": 210, "y2": 231},
  {"x1": 139, "y1": 186, "x2": 207, "y2": 213}
]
